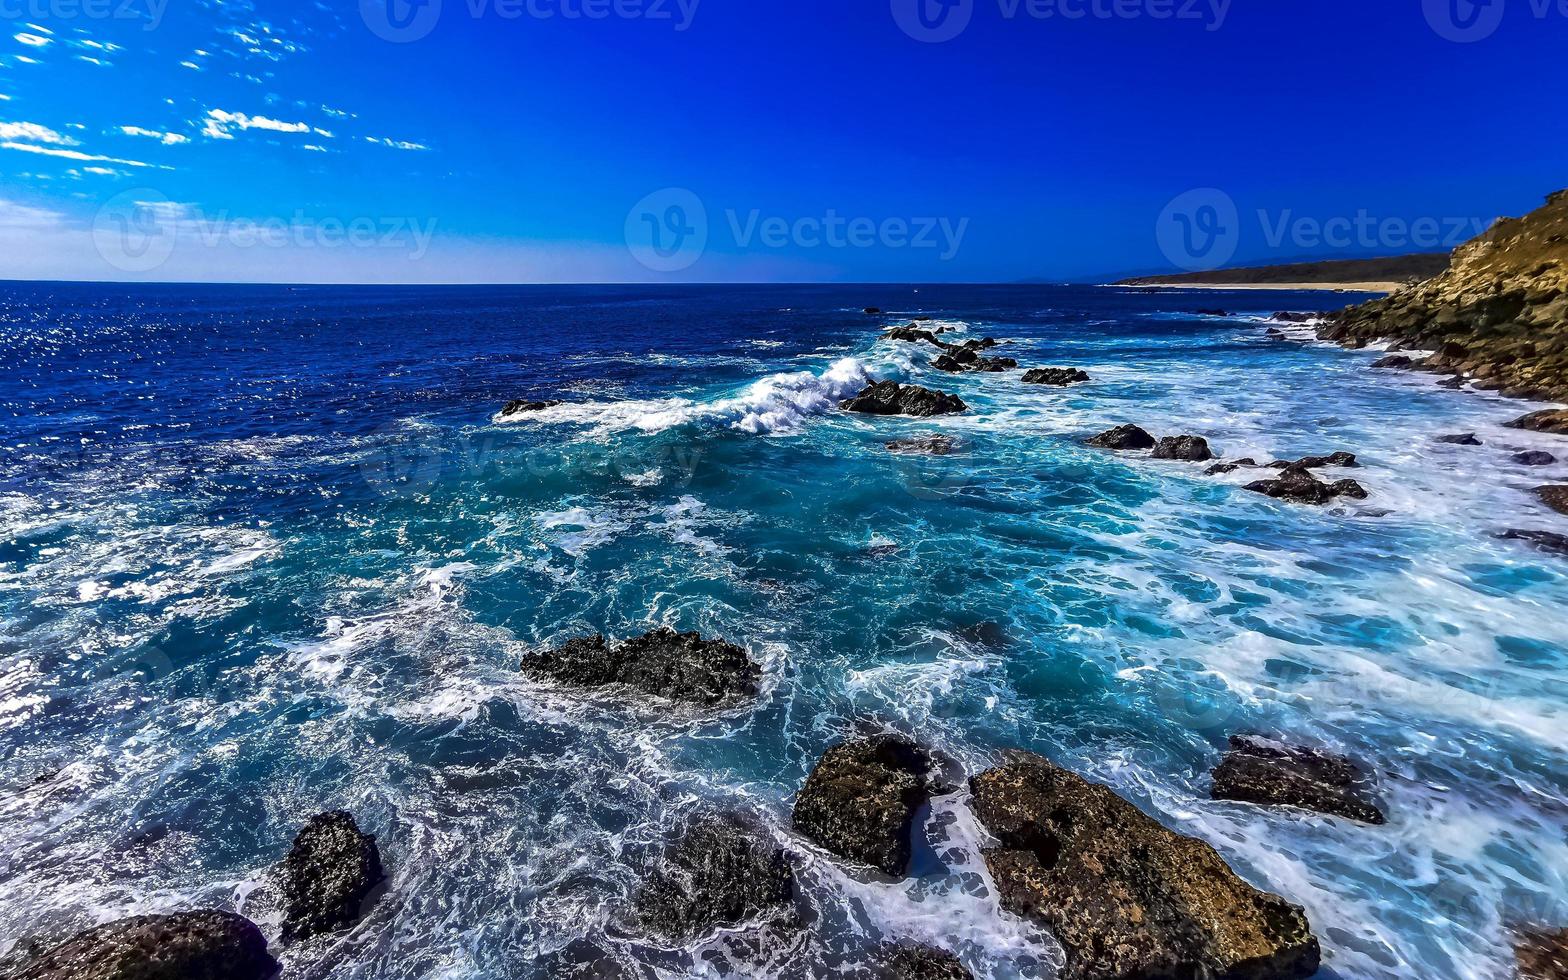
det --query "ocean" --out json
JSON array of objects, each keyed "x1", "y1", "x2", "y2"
[{"x1": 1, "y1": 282, "x2": 1565, "y2": 979}]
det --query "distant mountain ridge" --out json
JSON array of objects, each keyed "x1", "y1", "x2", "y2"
[{"x1": 1116, "y1": 253, "x2": 1452, "y2": 287}]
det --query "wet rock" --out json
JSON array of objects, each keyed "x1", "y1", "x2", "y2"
[
  {"x1": 871, "y1": 943, "x2": 973, "y2": 980},
  {"x1": 864, "y1": 307, "x2": 882, "y2": 315},
  {"x1": 1272, "y1": 312, "x2": 1321, "y2": 323},
  {"x1": 931, "y1": 347, "x2": 1017, "y2": 373},
  {"x1": 841, "y1": 382, "x2": 968, "y2": 418},
  {"x1": 1265, "y1": 327, "x2": 1286, "y2": 338},
  {"x1": 502, "y1": 399, "x2": 563, "y2": 416},
  {"x1": 279, "y1": 810, "x2": 385, "y2": 942},
  {"x1": 1151, "y1": 435, "x2": 1215, "y2": 462},
  {"x1": 1534, "y1": 486, "x2": 1568, "y2": 516},
  {"x1": 885, "y1": 326, "x2": 945, "y2": 346},
  {"x1": 9, "y1": 911, "x2": 279, "y2": 980},
  {"x1": 1508, "y1": 410, "x2": 1568, "y2": 436},
  {"x1": 522, "y1": 628, "x2": 760, "y2": 706},
  {"x1": 536, "y1": 939, "x2": 636, "y2": 980},
  {"x1": 1514, "y1": 451, "x2": 1558, "y2": 466},
  {"x1": 1371, "y1": 354, "x2": 1414, "y2": 369},
  {"x1": 632, "y1": 812, "x2": 794, "y2": 942},
  {"x1": 1437, "y1": 433, "x2": 1483, "y2": 445},
  {"x1": 1518, "y1": 927, "x2": 1568, "y2": 980},
  {"x1": 969, "y1": 752, "x2": 1320, "y2": 980},
  {"x1": 792, "y1": 735, "x2": 939, "y2": 876},
  {"x1": 1499, "y1": 529, "x2": 1568, "y2": 557},
  {"x1": 1020, "y1": 367, "x2": 1090, "y2": 386},
  {"x1": 1194, "y1": 308, "x2": 1230, "y2": 317},
  {"x1": 1245, "y1": 466, "x2": 1367, "y2": 505},
  {"x1": 1267, "y1": 452, "x2": 1359, "y2": 470},
  {"x1": 1086, "y1": 424, "x2": 1156, "y2": 451},
  {"x1": 885, "y1": 435, "x2": 955, "y2": 456},
  {"x1": 1205, "y1": 458, "x2": 1258, "y2": 476},
  {"x1": 1210, "y1": 735, "x2": 1386, "y2": 824}
]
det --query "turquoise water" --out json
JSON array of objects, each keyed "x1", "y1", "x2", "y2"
[{"x1": 1, "y1": 283, "x2": 1565, "y2": 978}]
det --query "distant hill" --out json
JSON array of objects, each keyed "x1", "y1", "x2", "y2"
[{"x1": 1116, "y1": 253, "x2": 1451, "y2": 287}]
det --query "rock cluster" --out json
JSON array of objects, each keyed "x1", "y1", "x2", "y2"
[
  {"x1": 500, "y1": 398, "x2": 563, "y2": 416},
  {"x1": 1088, "y1": 425, "x2": 1215, "y2": 460},
  {"x1": 841, "y1": 381, "x2": 969, "y2": 418},
  {"x1": 1020, "y1": 367, "x2": 1090, "y2": 386},
  {"x1": 1086, "y1": 424, "x2": 1156, "y2": 450},
  {"x1": 792, "y1": 735, "x2": 941, "y2": 876},
  {"x1": 522, "y1": 628, "x2": 760, "y2": 706},
  {"x1": 1210, "y1": 735, "x2": 1386, "y2": 825},
  {"x1": 1245, "y1": 464, "x2": 1367, "y2": 506}
]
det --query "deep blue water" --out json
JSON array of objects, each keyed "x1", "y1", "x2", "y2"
[{"x1": 2, "y1": 283, "x2": 1566, "y2": 979}]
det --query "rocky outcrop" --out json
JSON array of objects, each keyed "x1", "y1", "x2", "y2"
[
  {"x1": 1268, "y1": 452, "x2": 1359, "y2": 470},
  {"x1": 1499, "y1": 529, "x2": 1568, "y2": 557},
  {"x1": 9, "y1": 911, "x2": 278, "y2": 980},
  {"x1": 1322, "y1": 190, "x2": 1568, "y2": 401},
  {"x1": 792, "y1": 735, "x2": 940, "y2": 876},
  {"x1": 932, "y1": 348, "x2": 1017, "y2": 373},
  {"x1": 1371, "y1": 354, "x2": 1414, "y2": 369},
  {"x1": 864, "y1": 308, "x2": 883, "y2": 315},
  {"x1": 1086, "y1": 424, "x2": 1156, "y2": 450},
  {"x1": 1210, "y1": 735, "x2": 1386, "y2": 825},
  {"x1": 632, "y1": 812, "x2": 794, "y2": 941},
  {"x1": 1273, "y1": 312, "x2": 1325, "y2": 324},
  {"x1": 885, "y1": 326, "x2": 946, "y2": 346},
  {"x1": 969, "y1": 753, "x2": 1320, "y2": 980},
  {"x1": 1518, "y1": 928, "x2": 1568, "y2": 980},
  {"x1": 1507, "y1": 410, "x2": 1568, "y2": 436},
  {"x1": 1437, "y1": 433, "x2": 1483, "y2": 445},
  {"x1": 1246, "y1": 465, "x2": 1368, "y2": 506},
  {"x1": 1205, "y1": 458, "x2": 1258, "y2": 475},
  {"x1": 501, "y1": 399, "x2": 563, "y2": 416},
  {"x1": 1020, "y1": 368, "x2": 1090, "y2": 386},
  {"x1": 279, "y1": 811, "x2": 384, "y2": 942},
  {"x1": 885, "y1": 435, "x2": 955, "y2": 456},
  {"x1": 871, "y1": 944, "x2": 972, "y2": 980},
  {"x1": 522, "y1": 628, "x2": 760, "y2": 706},
  {"x1": 841, "y1": 382, "x2": 968, "y2": 418},
  {"x1": 1514, "y1": 451, "x2": 1558, "y2": 466},
  {"x1": 1152, "y1": 435, "x2": 1216, "y2": 462},
  {"x1": 1535, "y1": 486, "x2": 1568, "y2": 516}
]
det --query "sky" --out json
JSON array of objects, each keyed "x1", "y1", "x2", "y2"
[{"x1": 0, "y1": 0, "x2": 1564, "y2": 284}]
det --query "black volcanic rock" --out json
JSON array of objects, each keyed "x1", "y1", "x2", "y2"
[
  {"x1": 1086, "y1": 424, "x2": 1156, "y2": 450},
  {"x1": 1514, "y1": 451, "x2": 1558, "y2": 466},
  {"x1": 1021, "y1": 368, "x2": 1090, "y2": 386},
  {"x1": 1246, "y1": 466, "x2": 1367, "y2": 505},
  {"x1": 1273, "y1": 312, "x2": 1322, "y2": 323},
  {"x1": 1210, "y1": 735, "x2": 1386, "y2": 825},
  {"x1": 633, "y1": 812, "x2": 794, "y2": 942},
  {"x1": 1152, "y1": 435, "x2": 1215, "y2": 462},
  {"x1": 1499, "y1": 529, "x2": 1568, "y2": 557},
  {"x1": 1205, "y1": 458, "x2": 1258, "y2": 475},
  {"x1": 841, "y1": 381, "x2": 968, "y2": 418},
  {"x1": 885, "y1": 326, "x2": 946, "y2": 346},
  {"x1": 1535, "y1": 486, "x2": 1568, "y2": 516},
  {"x1": 522, "y1": 628, "x2": 760, "y2": 706},
  {"x1": 885, "y1": 435, "x2": 955, "y2": 456},
  {"x1": 864, "y1": 308, "x2": 882, "y2": 315},
  {"x1": 1437, "y1": 433, "x2": 1483, "y2": 445},
  {"x1": 792, "y1": 735, "x2": 939, "y2": 876},
  {"x1": 279, "y1": 811, "x2": 384, "y2": 941},
  {"x1": 502, "y1": 399, "x2": 563, "y2": 416},
  {"x1": 969, "y1": 752, "x2": 1320, "y2": 980},
  {"x1": 8, "y1": 912, "x2": 278, "y2": 980},
  {"x1": 872, "y1": 943, "x2": 973, "y2": 980},
  {"x1": 1268, "y1": 452, "x2": 1360, "y2": 470},
  {"x1": 932, "y1": 347, "x2": 1017, "y2": 373},
  {"x1": 1194, "y1": 308, "x2": 1230, "y2": 317}
]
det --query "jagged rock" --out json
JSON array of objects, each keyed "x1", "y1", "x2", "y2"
[
  {"x1": 1206, "y1": 458, "x2": 1258, "y2": 475},
  {"x1": 1086, "y1": 424, "x2": 1156, "y2": 451},
  {"x1": 885, "y1": 435, "x2": 955, "y2": 456},
  {"x1": 1534, "y1": 486, "x2": 1568, "y2": 516},
  {"x1": 792, "y1": 735, "x2": 939, "y2": 876},
  {"x1": 931, "y1": 347, "x2": 1017, "y2": 373},
  {"x1": 885, "y1": 326, "x2": 946, "y2": 346},
  {"x1": 536, "y1": 940, "x2": 636, "y2": 980},
  {"x1": 1246, "y1": 466, "x2": 1367, "y2": 505},
  {"x1": 1514, "y1": 451, "x2": 1558, "y2": 466},
  {"x1": 632, "y1": 812, "x2": 794, "y2": 941},
  {"x1": 1151, "y1": 435, "x2": 1215, "y2": 462},
  {"x1": 6, "y1": 912, "x2": 278, "y2": 980},
  {"x1": 1499, "y1": 529, "x2": 1568, "y2": 557},
  {"x1": 1210, "y1": 735, "x2": 1386, "y2": 825},
  {"x1": 1323, "y1": 190, "x2": 1568, "y2": 403},
  {"x1": 1265, "y1": 327, "x2": 1287, "y2": 338},
  {"x1": 502, "y1": 399, "x2": 563, "y2": 416},
  {"x1": 871, "y1": 943, "x2": 973, "y2": 980},
  {"x1": 1272, "y1": 312, "x2": 1321, "y2": 323},
  {"x1": 279, "y1": 811, "x2": 384, "y2": 941},
  {"x1": 841, "y1": 382, "x2": 968, "y2": 418},
  {"x1": 969, "y1": 752, "x2": 1320, "y2": 980},
  {"x1": 1518, "y1": 927, "x2": 1568, "y2": 980},
  {"x1": 522, "y1": 628, "x2": 760, "y2": 706},
  {"x1": 1508, "y1": 410, "x2": 1568, "y2": 435},
  {"x1": 1267, "y1": 452, "x2": 1359, "y2": 470},
  {"x1": 1437, "y1": 433, "x2": 1484, "y2": 445},
  {"x1": 1020, "y1": 368, "x2": 1090, "y2": 386},
  {"x1": 1438, "y1": 375, "x2": 1469, "y2": 389},
  {"x1": 1371, "y1": 354, "x2": 1414, "y2": 369}
]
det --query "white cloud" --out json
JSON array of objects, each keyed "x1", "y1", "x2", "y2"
[
  {"x1": 76, "y1": 55, "x2": 110, "y2": 66},
  {"x1": 201, "y1": 108, "x2": 311, "y2": 140},
  {"x1": 321, "y1": 105, "x2": 354, "y2": 119},
  {"x1": 0, "y1": 121, "x2": 75, "y2": 145},
  {"x1": 15, "y1": 56, "x2": 40, "y2": 65},
  {"x1": 365, "y1": 136, "x2": 428, "y2": 151},
  {"x1": 0, "y1": 142, "x2": 161, "y2": 168},
  {"x1": 81, "y1": 166, "x2": 121, "y2": 175},
  {"x1": 0, "y1": 95, "x2": 11, "y2": 102},
  {"x1": 180, "y1": 61, "x2": 202, "y2": 70},
  {"x1": 0, "y1": 197, "x2": 63, "y2": 230},
  {"x1": 302, "y1": 144, "x2": 327, "y2": 152},
  {"x1": 121, "y1": 125, "x2": 189, "y2": 145},
  {"x1": 14, "y1": 33, "x2": 52, "y2": 47}
]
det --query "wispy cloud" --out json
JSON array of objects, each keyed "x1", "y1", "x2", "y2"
[
  {"x1": 0, "y1": 121, "x2": 76, "y2": 145},
  {"x1": 201, "y1": 108, "x2": 311, "y2": 140},
  {"x1": 14, "y1": 33, "x2": 52, "y2": 48},
  {"x1": 1, "y1": 141, "x2": 163, "y2": 169},
  {"x1": 121, "y1": 125, "x2": 190, "y2": 145},
  {"x1": 365, "y1": 136, "x2": 429, "y2": 151}
]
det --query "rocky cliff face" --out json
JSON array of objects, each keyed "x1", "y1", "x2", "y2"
[{"x1": 1321, "y1": 190, "x2": 1568, "y2": 401}]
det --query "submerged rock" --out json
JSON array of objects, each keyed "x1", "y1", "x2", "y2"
[
  {"x1": 1151, "y1": 435, "x2": 1215, "y2": 462},
  {"x1": 1268, "y1": 451, "x2": 1360, "y2": 469},
  {"x1": 970, "y1": 753, "x2": 1319, "y2": 980},
  {"x1": 1020, "y1": 367, "x2": 1090, "y2": 386},
  {"x1": 864, "y1": 307, "x2": 883, "y2": 315},
  {"x1": 792, "y1": 735, "x2": 939, "y2": 876},
  {"x1": 1371, "y1": 354, "x2": 1414, "y2": 369},
  {"x1": 1535, "y1": 486, "x2": 1568, "y2": 516},
  {"x1": 841, "y1": 381, "x2": 968, "y2": 418},
  {"x1": 1437, "y1": 433, "x2": 1483, "y2": 445},
  {"x1": 633, "y1": 812, "x2": 794, "y2": 942},
  {"x1": 522, "y1": 628, "x2": 760, "y2": 706},
  {"x1": 1205, "y1": 457, "x2": 1258, "y2": 475},
  {"x1": 1513, "y1": 450, "x2": 1558, "y2": 466},
  {"x1": 1507, "y1": 410, "x2": 1568, "y2": 435},
  {"x1": 885, "y1": 435, "x2": 956, "y2": 456},
  {"x1": 9, "y1": 911, "x2": 279, "y2": 980},
  {"x1": 501, "y1": 398, "x2": 563, "y2": 416},
  {"x1": 1499, "y1": 529, "x2": 1568, "y2": 557},
  {"x1": 1518, "y1": 927, "x2": 1568, "y2": 980},
  {"x1": 279, "y1": 810, "x2": 384, "y2": 941},
  {"x1": 1210, "y1": 735, "x2": 1386, "y2": 825},
  {"x1": 1086, "y1": 424, "x2": 1156, "y2": 450},
  {"x1": 1194, "y1": 308, "x2": 1230, "y2": 317},
  {"x1": 1246, "y1": 466, "x2": 1367, "y2": 505},
  {"x1": 871, "y1": 943, "x2": 973, "y2": 980}
]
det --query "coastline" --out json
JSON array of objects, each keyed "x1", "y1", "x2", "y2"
[{"x1": 1113, "y1": 281, "x2": 1404, "y2": 293}]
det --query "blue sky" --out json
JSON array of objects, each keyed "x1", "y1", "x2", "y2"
[{"x1": 0, "y1": 0, "x2": 1563, "y2": 283}]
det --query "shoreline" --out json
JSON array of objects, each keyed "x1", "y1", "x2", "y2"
[{"x1": 1112, "y1": 281, "x2": 1404, "y2": 293}]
